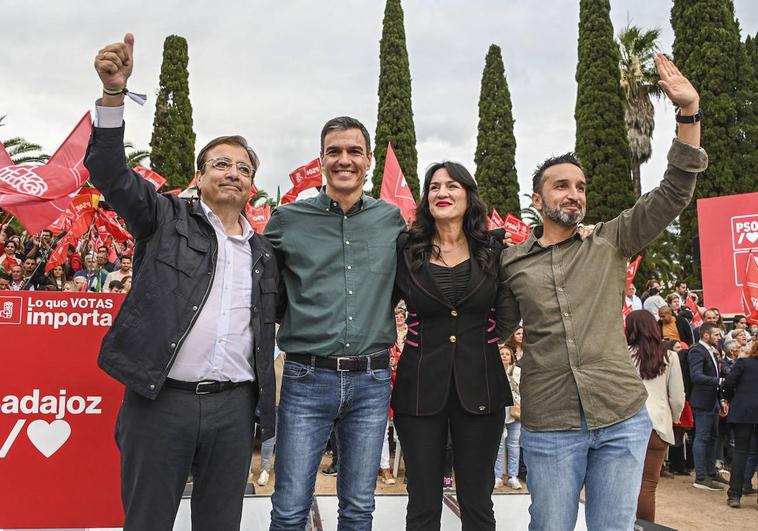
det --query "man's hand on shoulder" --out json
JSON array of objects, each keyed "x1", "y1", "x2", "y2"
[{"x1": 94, "y1": 33, "x2": 135, "y2": 107}]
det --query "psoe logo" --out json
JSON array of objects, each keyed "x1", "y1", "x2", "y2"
[
  {"x1": 732, "y1": 213, "x2": 758, "y2": 251},
  {"x1": 0, "y1": 296, "x2": 23, "y2": 325}
]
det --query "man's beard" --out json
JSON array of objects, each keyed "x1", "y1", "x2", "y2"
[{"x1": 541, "y1": 201, "x2": 585, "y2": 227}]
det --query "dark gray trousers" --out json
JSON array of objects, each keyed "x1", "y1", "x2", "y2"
[{"x1": 116, "y1": 384, "x2": 256, "y2": 531}]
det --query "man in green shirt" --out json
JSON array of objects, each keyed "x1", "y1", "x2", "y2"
[
  {"x1": 265, "y1": 116, "x2": 406, "y2": 530},
  {"x1": 496, "y1": 54, "x2": 707, "y2": 530}
]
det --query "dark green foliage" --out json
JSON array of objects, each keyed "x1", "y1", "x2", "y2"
[
  {"x1": 371, "y1": 0, "x2": 419, "y2": 198},
  {"x1": 574, "y1": 0, "x2": 634, "y2": 224},
  {"x1": 474, "y1": 45, "x2": 519, "y2": 216},
  {"x1": 150, "y1": 35, "x2": 196, "y2": 189},
  {"x1": 671, "y1": 0, "x2": 749, "y2": 286}
]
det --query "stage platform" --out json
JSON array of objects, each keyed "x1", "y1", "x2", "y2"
[{"x1": 3, "y1": 493, "x2": 589, "y2": 531}]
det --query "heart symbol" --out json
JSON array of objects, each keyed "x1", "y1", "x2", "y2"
[
  {"x1": 746, "y1": 232, "x2": 758, "y2": 244},
  {"x1": 26, "y1": 419, "x2": 71, "y2": 458}
]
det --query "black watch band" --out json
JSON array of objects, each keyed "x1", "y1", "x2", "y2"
[{"x1": 675, "y1": 109, "x2": 702, "y2": 124}]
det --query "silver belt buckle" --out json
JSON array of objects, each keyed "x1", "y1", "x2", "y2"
[
  {"x1": 336, "y1": 357, "x2": 351, "y2": 372},
  {"x1": 195, "y1": 381, "x2": 215, "y2": 394}
]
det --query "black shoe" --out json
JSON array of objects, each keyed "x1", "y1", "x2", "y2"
[
  {"x1": 322, "y1": 463, "x2": 338, "y2": 476},
  {"x1": 727, "y1": 496, "x2": 741, "y2": 508},
  {"x1": 671, "y1": 470, "x2": 690, "y2": 476},
  {"x1": 693, "y1": 478, "x2": 724, "y2": 491},
  {"x1": 710, "y1": 474, "x2": 729, "y2": 485},
  {"x1": 742, "y1": 486, "x2": 757, "y2": 495}
]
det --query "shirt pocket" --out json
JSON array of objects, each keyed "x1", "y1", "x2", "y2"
[
  {"x1": 154, "y1": 220, "x2": 210, "y2": 278},
  {"x1": 368, "y1": 242, "x2": 395, "y2": 276}
]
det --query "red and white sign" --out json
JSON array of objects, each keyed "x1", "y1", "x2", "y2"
[
  {"x1": 698, "y1": 192, "x2": 758, "y2": 313},
  {"x1": 626, "y1": 256, "x2": 643, "y2": 291},
  {"x1": 246, "y1": 202, "x2": 271, "y2": 234},
  {"x1": 134, "y1": 165, "x2": 167, "y2": 191},
  {"x1": 0, "y1": 292, "x2": 124, "y2": 528},
  {"x1": 686, "y1": 295, "x2": 704, "y2": 328},
  {"x1": 379, "y1": 143, "x2": 416, "y2": 223},
  {"x1": 0, "y1": 113, "x2": 92, "y2": 233},
  {"x1": 503, "y1": 213, "x2": 530, "y2": 243},
  {"x1": 488, "y1": 208, "x2": 505, "y2": 231},
  {"x1": 742, "y1": 251, "x2": 758, "y2": 325},
  {"x1": 289, "y1": 158, "x2": 322, "y2": 189}
]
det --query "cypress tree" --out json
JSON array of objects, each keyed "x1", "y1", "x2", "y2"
[
  {"x1": 574, "y1": 0, "x2": 633, "y2": 224},
  {"x1": 150, "y1": 35, "x2": 196, "y2": 189},
  {"x1": 371, "y1": 0, "x2": 419, "y2": 198},
  {"x1": 671, "y1": 0, "x2": 742, "y2": 285},
  {"x1": 474, "y1": 45, "x2": 519, "y2": 216},
  {"x1": 735, "y1": 25, "x2": 758, "y2": 195}
]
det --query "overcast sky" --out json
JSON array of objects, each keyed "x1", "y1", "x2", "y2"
[{"x1": 2, "y1": 0, "x2": 757, "y2": 206}]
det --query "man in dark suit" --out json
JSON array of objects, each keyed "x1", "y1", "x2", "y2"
[{"x1": 688, "y1": 322, "x2": 728, "y2": 491}]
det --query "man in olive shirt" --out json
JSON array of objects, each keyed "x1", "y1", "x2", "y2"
[
  {"x1": 497, "y1": 55, "x2": 707, "y2": 530},
  {"x1": 265, "y1": 116, "x2": 406, "y2": 530}
]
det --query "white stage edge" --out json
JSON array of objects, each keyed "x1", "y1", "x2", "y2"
[{"x1": 2, "y1": 493, "x2": 589, "y2": 531}]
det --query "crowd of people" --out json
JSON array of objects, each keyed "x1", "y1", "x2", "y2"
[{"x1": 0, "y1": 225, "x2": 133, "y2": 293}]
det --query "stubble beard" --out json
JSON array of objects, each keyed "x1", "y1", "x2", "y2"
[{"x1": 541, "y1": 201, "x2": 586, "y2": 227}]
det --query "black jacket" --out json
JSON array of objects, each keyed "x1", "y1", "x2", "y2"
[
  {"x1": 391, "y1": 234, "x2": 512, "y2": 416},
  {"x1": 687, "y1": 343, "x2": 721, "y2": 412},
  {"x1": 85, "y1": 126, "x2": 278, "y2": 439},
  {"x1": 723, "y1": 357, "x2": 758, "y2": 424}
]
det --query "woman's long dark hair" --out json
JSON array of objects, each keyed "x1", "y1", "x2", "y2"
[
  {"x1": 626, "y1": 310, "x2": 669, "y2": 379},
  {"x1": 408, "y1": 161, "x2": 495, "y2": 274}
]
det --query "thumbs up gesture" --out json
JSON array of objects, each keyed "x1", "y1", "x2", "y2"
[{"x1": 94, "y1": 33, "x2": 135, "y2": 90}]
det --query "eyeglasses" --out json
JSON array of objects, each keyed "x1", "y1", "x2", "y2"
[{"x1": 204, "y1": 158, "x2": 254, "y2": 178}]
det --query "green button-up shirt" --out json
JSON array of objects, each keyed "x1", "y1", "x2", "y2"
[
  {"x1": 265, "y1": 189, "x2": 406, "y2": 357},
  {"x1": 496, "y1": 139, "x2": 708, "y2": 431}
]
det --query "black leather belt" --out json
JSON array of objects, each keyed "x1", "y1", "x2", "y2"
[
  {"x1": 164, "y1": 378, "x2": 249, "y2": 395},
  {"x1": 287, "y1": 350, "x2": 390, "y2": 372}
]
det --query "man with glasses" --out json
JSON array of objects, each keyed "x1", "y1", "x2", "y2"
[{"x1": 85, "y1": 33, "x2": 278, "y2": 531}]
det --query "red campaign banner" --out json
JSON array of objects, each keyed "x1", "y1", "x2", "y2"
[
  {"x1": 0, "y1": 291, "x2": 124, "y2": 528},
  {"x1": 97, "y1": 210, "x2": 133, "y2": 243},
  {"x1": 503, "y1": 213, "x2": 530, "y2": 243},
  {"x1": 697, "y1": 192, "x2": 758, "y2": 314},
  {"x1": 289, "y1": 158, "x2": 322, "y2": 190},
  {"x1": 246, "y1": 202, "x2": 271, "y2": 234},
  {"x1": 67, "y1": 188, "x2": 101, "y2": 238},
  {"x1": 44, "y1": 233, "x2": 75, "y2": 274},
  {"x1": 488, "y1": 208, "x2": 505, "y2": 231},
  {"x1": 0, "y1": 113, "x2": 92, "y2": 233},
  {"x1": 626, "y1": 255, "x2": 643, "y2": 291},
  {"x1": 379, "y1": 143, "x2": 416, "y2": 223},
  {"x1": 686, "y1": 295, "x2": 704, "y2": 328},
  {"x1": 133, "y1": 165, "x2": 167, "y2": 191},
  {"x1": 742, "y1": 251, "x2": 758, "y2": 325}
]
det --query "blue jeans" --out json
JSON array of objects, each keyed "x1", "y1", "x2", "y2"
[
  {"x1": 692, "y1": 408, "x2": 719, "y2": 481},
  {"x1": 521, "y1": 406, "x2": 651, "y2": 531},
  {"x1": 260, "y1": 406, "x2": 278, "y2": 472},
  {"x1": 269, "y1": 357, "x2": 391, "y2": 531},
  {"x1": 494, "y1": 421, "x2": 521, "y2": 479}
]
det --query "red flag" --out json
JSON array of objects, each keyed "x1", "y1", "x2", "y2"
[
  {"x1": 246, "y1": 203, "x2": 271, "y2": 234},
  {"x1": 164, "y1": 188, "x2": 182, "y2": 196},
  {"x1": 96, "y1": 210, "x2": 132, "y2": 243},
  {"x1": 379, "y1": 143, "x2": 416, "y2": 223},
  {"x1": 67, "y1": 188, "x2": 101, "y2": 239},
  {"x1": 488, "y1": 209, "x2": 505, "y2": 231},
  {"x1": 0, "y1": 113, "x2": 92, "y2": 232},
  {"x1": 0, "y1": 141, "x2": 13, "y2": 167},
  {"x1": 741, "y1": 251, "x2": 758, "y2": 325},
  {"x1": 280, "y1": 187, "x2": 299, "y2": 205},
  {"x1": 625, "y1": 256, "x2": 643, "y2": 292},
  {"x1": 44, "y1": 233, "x2": 75, "y2": 274},
  {"x1": 503, "y1": 213, "x2": 530, "y2": 243},
  {"x1": 685, "y1": 295, "x2": 704, "y2": 328},
  {"x1": 289, "y1": 158, "x2": 322, "y2": 190},
  {"x1": 133, "y1": 165, "x2": 166, "y2": 191}
]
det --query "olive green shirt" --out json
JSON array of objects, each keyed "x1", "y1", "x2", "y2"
[
  {"x1": 496, "y1": 139, "x2": 708, "y2": 431},
  {"x1": 265, "y1": 189, "x2": 406, "y2": 357}
]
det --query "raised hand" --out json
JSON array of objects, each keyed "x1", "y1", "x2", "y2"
[
  {"x1": 94, "y1": 33, "x2": 135, "y2": 90},
  {"x1": 655, "y1": 53, "x2": 699, "y2": 113}
]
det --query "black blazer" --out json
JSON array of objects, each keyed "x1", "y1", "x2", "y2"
[
  {"x1": 391, "y1": 234, "x2": 512, "y2": 416},
  {"x1": 687, "y1": 343, "x2": 721, "y2": 412},
  {"x1": 723, "y1": 357, "x2": 758, "y2": 424}
]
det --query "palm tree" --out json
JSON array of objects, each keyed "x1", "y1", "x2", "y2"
[
  {"x1": 124, "y1": 142, "x2": 150, "y2": 168},
  {"x1": 0, "y1": 137, "x2": 49, "y2": 164},
  {"x1": 617, "y1": 25, "x2": 662, "y2": 197}
]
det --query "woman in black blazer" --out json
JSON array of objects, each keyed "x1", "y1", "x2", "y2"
[
  {"x1": 392, "y1": 161, "x2": 512, "y2": 531},
  {"x1": 722, "y1": 340, "x2": 758, "y2": 508}
]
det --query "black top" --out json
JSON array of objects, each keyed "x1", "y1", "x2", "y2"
[
  {"x1": 723, "y1": 357, "x2": 758, "y2": 424},
  {"x1": 429, "y1": 259, "x2": 471, "y2": 305}
]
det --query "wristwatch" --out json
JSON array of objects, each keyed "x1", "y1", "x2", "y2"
[{"x1": 675, "y1": 109, "x2": 702, "y2": 124}]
